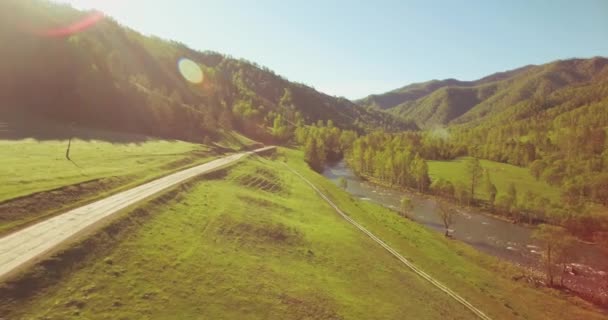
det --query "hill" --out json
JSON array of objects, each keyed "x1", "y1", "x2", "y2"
[
  {"x1": 357, "y1": 58, "x2": 608, "y2": 129},
  {"x1": 0, "y1": 0, "x2": 412, "y2": 145},
  {"x1": 353, "y1": 58, "x2": 608, "y2": 239}
]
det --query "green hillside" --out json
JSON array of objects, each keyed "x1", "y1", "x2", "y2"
[
  {"x1": 358, "y1": 58, "x2": 608, "y2": 129},
  {"x1": 0, "y1": 0, "x2": 411, "y2": 146},
  {"x1": 2, "y1": 149, "x2": 605, "y2": 320},
  {"x1": 353, "y1": 58, "x2": 608, "y2": 236}
]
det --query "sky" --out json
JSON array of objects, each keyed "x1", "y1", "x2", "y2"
[{"x1": 51, "y1": 0, "x2": 608, "y2": 99}]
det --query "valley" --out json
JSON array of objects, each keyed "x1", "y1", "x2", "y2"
[
  {"x1": 1, "y1": 0, "x2": 607, "y2": 319},
  {"x1": 2, "y1": 149, "x2": 606, "y2": 320}
]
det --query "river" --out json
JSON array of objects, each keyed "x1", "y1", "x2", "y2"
[{"x1": 323, "y1": 160, "x2": 608, "y2": 300}]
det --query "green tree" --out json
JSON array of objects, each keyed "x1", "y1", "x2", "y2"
[
  {"x1": 413, "y1": 154, "x2": 431, "y2": 192},
  {"x1": 430, "y1": 178, "x2": 455, "y2": 198},
  {"x1": 454, "y1": 183, "x2": 472, "y2": 206},
  {"x1": 507, "y1": 183, "x2": 517, "y2": 205},
  {"x1": 272, "y1": 114, "x2": 289, "y2": 141},
  {"x1": 484, "y1": 170, "x2": 497, "y2": 206},
  {"x1": 304, "y1": 138, "x2": 320, "y2": 171},
  {"x1": 279, "y1": 88, "x2": 294, "y2": 109},
  {"x1": 465, "y1": 157, "x2": 483, "y2": 204},
  {"x1": 495, "y1": 194, "x2": 515, "y2": 216},
  {"x1": 529, "y1": 160, "x2": 547, "y2": 180}
]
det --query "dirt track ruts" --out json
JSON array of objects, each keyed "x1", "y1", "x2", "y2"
[
  {"x1": 282, "y1": 162, "x2": 493, "y2": 320},
  {"x1": 0, "y1": 147, "x2": 274, "y2": 281}
]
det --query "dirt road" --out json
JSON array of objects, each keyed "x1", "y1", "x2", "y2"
[
  {"x1": 282, "y1": 163, "x2": 493, "y2": 320},
  {"x1": 0, "y1": 146, "x2": 274, "y2": 280}
]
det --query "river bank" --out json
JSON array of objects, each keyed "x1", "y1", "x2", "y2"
[{"x1": 323, "y1": 159, "x2": 608, "y2": 307}]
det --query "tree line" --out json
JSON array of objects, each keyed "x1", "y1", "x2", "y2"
[
  {"x1": 0, "y1": 1, "x2": 410, "y2": 145},
  {"x1": 336, "y1": 131, "x2": 607, "y2": 241}
]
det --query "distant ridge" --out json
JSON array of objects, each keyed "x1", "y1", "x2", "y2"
[{"x1": 356, "y1": 57, "x2": 608, "y2": 128}]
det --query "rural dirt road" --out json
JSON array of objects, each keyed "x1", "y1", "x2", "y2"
[{"x1": 0, "y1": 146, "x2": 274, "y2": 281}]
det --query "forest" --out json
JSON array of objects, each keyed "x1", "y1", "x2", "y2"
[
  {"x1": 335, "y1": 130, "x2": 608, "y2": 243},
  {"x1": 0, "y1": 0, "x2": 411, "y2": 144},
  {"x1": 348, "y1": 57, "x2": 608, "y2": 242}
]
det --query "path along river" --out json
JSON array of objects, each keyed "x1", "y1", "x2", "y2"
[{"x1": 323, "y1": 160, "x2": 608, "y2": 301}]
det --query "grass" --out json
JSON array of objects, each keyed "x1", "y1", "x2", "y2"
[
  {"x1": 214, "y1": 130, "x2": 261, "y2": 150},
  {"x1": 0, "y1": 136, "x2": 218, "y2": 234},
  {"x1": 427, "y1": 157, "x2": 561, "y2": 203},
  {"x1": 0, "y1": 138, "x2": 206, "y2": 202},
  {"x1": 4, "y1": 148, "x2": 605, "y2": 320}
]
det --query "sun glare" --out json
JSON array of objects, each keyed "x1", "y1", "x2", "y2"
[
  {"x1": 178, "y1": 58, "x2": 204, "y2": 84},
  {"x1": 36, "y1": 11, "x2": 104, "y2": 37}
]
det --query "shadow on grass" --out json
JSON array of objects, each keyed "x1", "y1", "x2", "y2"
[{"x1": 0, "y1": 113, "x2": 163, "y2": 144}]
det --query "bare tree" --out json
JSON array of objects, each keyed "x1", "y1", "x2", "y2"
[
  {"x1": 437, "y1": 202, "x2": 454, "y2": 237},
  {"x1": 65, "y1": 123, "x2": 75, "y2": 161},
  {"x1": 532, "y1": 224, "x2": 576, "y2": 287}
]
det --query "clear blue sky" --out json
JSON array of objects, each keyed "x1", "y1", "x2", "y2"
[{"x1": 53, "y1": 0, "x2": 608, "y2": 99}]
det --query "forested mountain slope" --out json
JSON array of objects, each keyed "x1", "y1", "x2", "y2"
[
  {"x1": 355, "y1": 58, "x2": 608, "y2": 239},
  {"x1": 0, "y1": 0, "x2": 411, "y2": 144},
  {"x1": 358, "y1": 58, "x2": 608, "y2": 129}
]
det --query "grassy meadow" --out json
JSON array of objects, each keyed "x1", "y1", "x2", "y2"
[
  {"x1": 0, "y1": 136, "x2": 217, "y2": 234},
  {"x1": 4, "y1": 148, "x2": 604, "y2": 320},
  {"x1": 427, "y1": 157, "x2": 562, "y2": 203},
  {"x1": 0, "y1": 138, "x2": 206, "y2": 202}
]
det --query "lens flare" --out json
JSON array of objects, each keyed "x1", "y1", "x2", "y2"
[
  {"x1": 178, "y1": 58, "x2": 204, "y2": 84},
  {"x1": 36, "y1": 11, "x2": 105, "y2": 37}
]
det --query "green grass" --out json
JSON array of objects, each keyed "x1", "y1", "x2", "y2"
[
  {"x1": 427, "y1": 157, "x2": 561, "y2": 203},
  {"x1": 214, "y1": 130, "x2": 261, "y2": 150},
  {"x1": 0, "y1": 136, "x2": 217, "y2": 233},
  {"x1": 0, "y1": 138, "x2": 206, "y2": 202},
  {"x1": 5, "y1": 148, "x2": 604, "y2": 320}
]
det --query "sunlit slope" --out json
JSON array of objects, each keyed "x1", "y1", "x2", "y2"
[
  {"x1": 5, "y1": 154, "x2": 472, "y2": 320},
  {"x1": 5, "y1": 149, "x2": 605, "y2": 319},
  {"x1": 0, "y1": 0, "x2": 410, "y2": 145},
  {"x1": 358, "y1": 57, "x2": 608, "y2": 129},
  {"x1": 0, "y1": 138, "x2": 204, "y2": 203}
]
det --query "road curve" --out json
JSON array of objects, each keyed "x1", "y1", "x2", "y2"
[
  {"x1": 282, "y1": 163, "x2": 493, "y2": 320},
  {"x1": 0, "y1": 146, "x2": 275, "y2": 281}
]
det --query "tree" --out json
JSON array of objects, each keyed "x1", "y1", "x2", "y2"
[
  {"x1": 65, "y1": 122, "x2": 75, "y2": 162},
  {"x1": 507, "y1": 183, "x2": 517, "y2": 205},
  {"x1": 495, "y1": 194, "x2": 515, "y2": 216},
  {"x1": 430, "y1": 178, "x2": 455, "y2": 198},
  {"x1": 400, "y1": 196, "x2": 413, "y2": 219},
  {"x1": 338, "y1": 177, "x2": 348, "y2": 190},
  {"x1": 413, "y1": 154, "x2": 431, "y2": 192},
  {"x1": 521, "y1": 191, "x2": 539, "y2": 223},
  {"x1": 529, "y1": 160, "x2": 547, "y2": 180},
  {"x1": 465, "y1": 158, "x2": 483, "y2": 204},
  {"x1": 272, "y1": 114, "x2": 289, "y2": 141},
  {"x1": 532, "y1": 225, "x2": 576, "y2": 287},
  {"x1": 279, "y1": 88, "x2": 294, "y2": 109},
  {"x1": 218, "y1": 109, "x2": 233, "y2": 130},
  {"x1": 304, "y1": 138, "x2": 320, "y2": 171},
  {"x1": 454, "y1": 182, "x2": 471, "y2": 206},
  {"x1": 484, "y1": 170, "x2": 497, "y2": 206},
  {"x1": 437, "y1": 202, "x2": 454, "y2": 237}
]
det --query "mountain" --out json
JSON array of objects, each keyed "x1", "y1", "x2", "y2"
[
  {"x1": 357, "y1": 58, "x2": 608, "y2": 128},
  {"x1": 0, "y1": 0, "x2": 412, "y2": 144}
]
